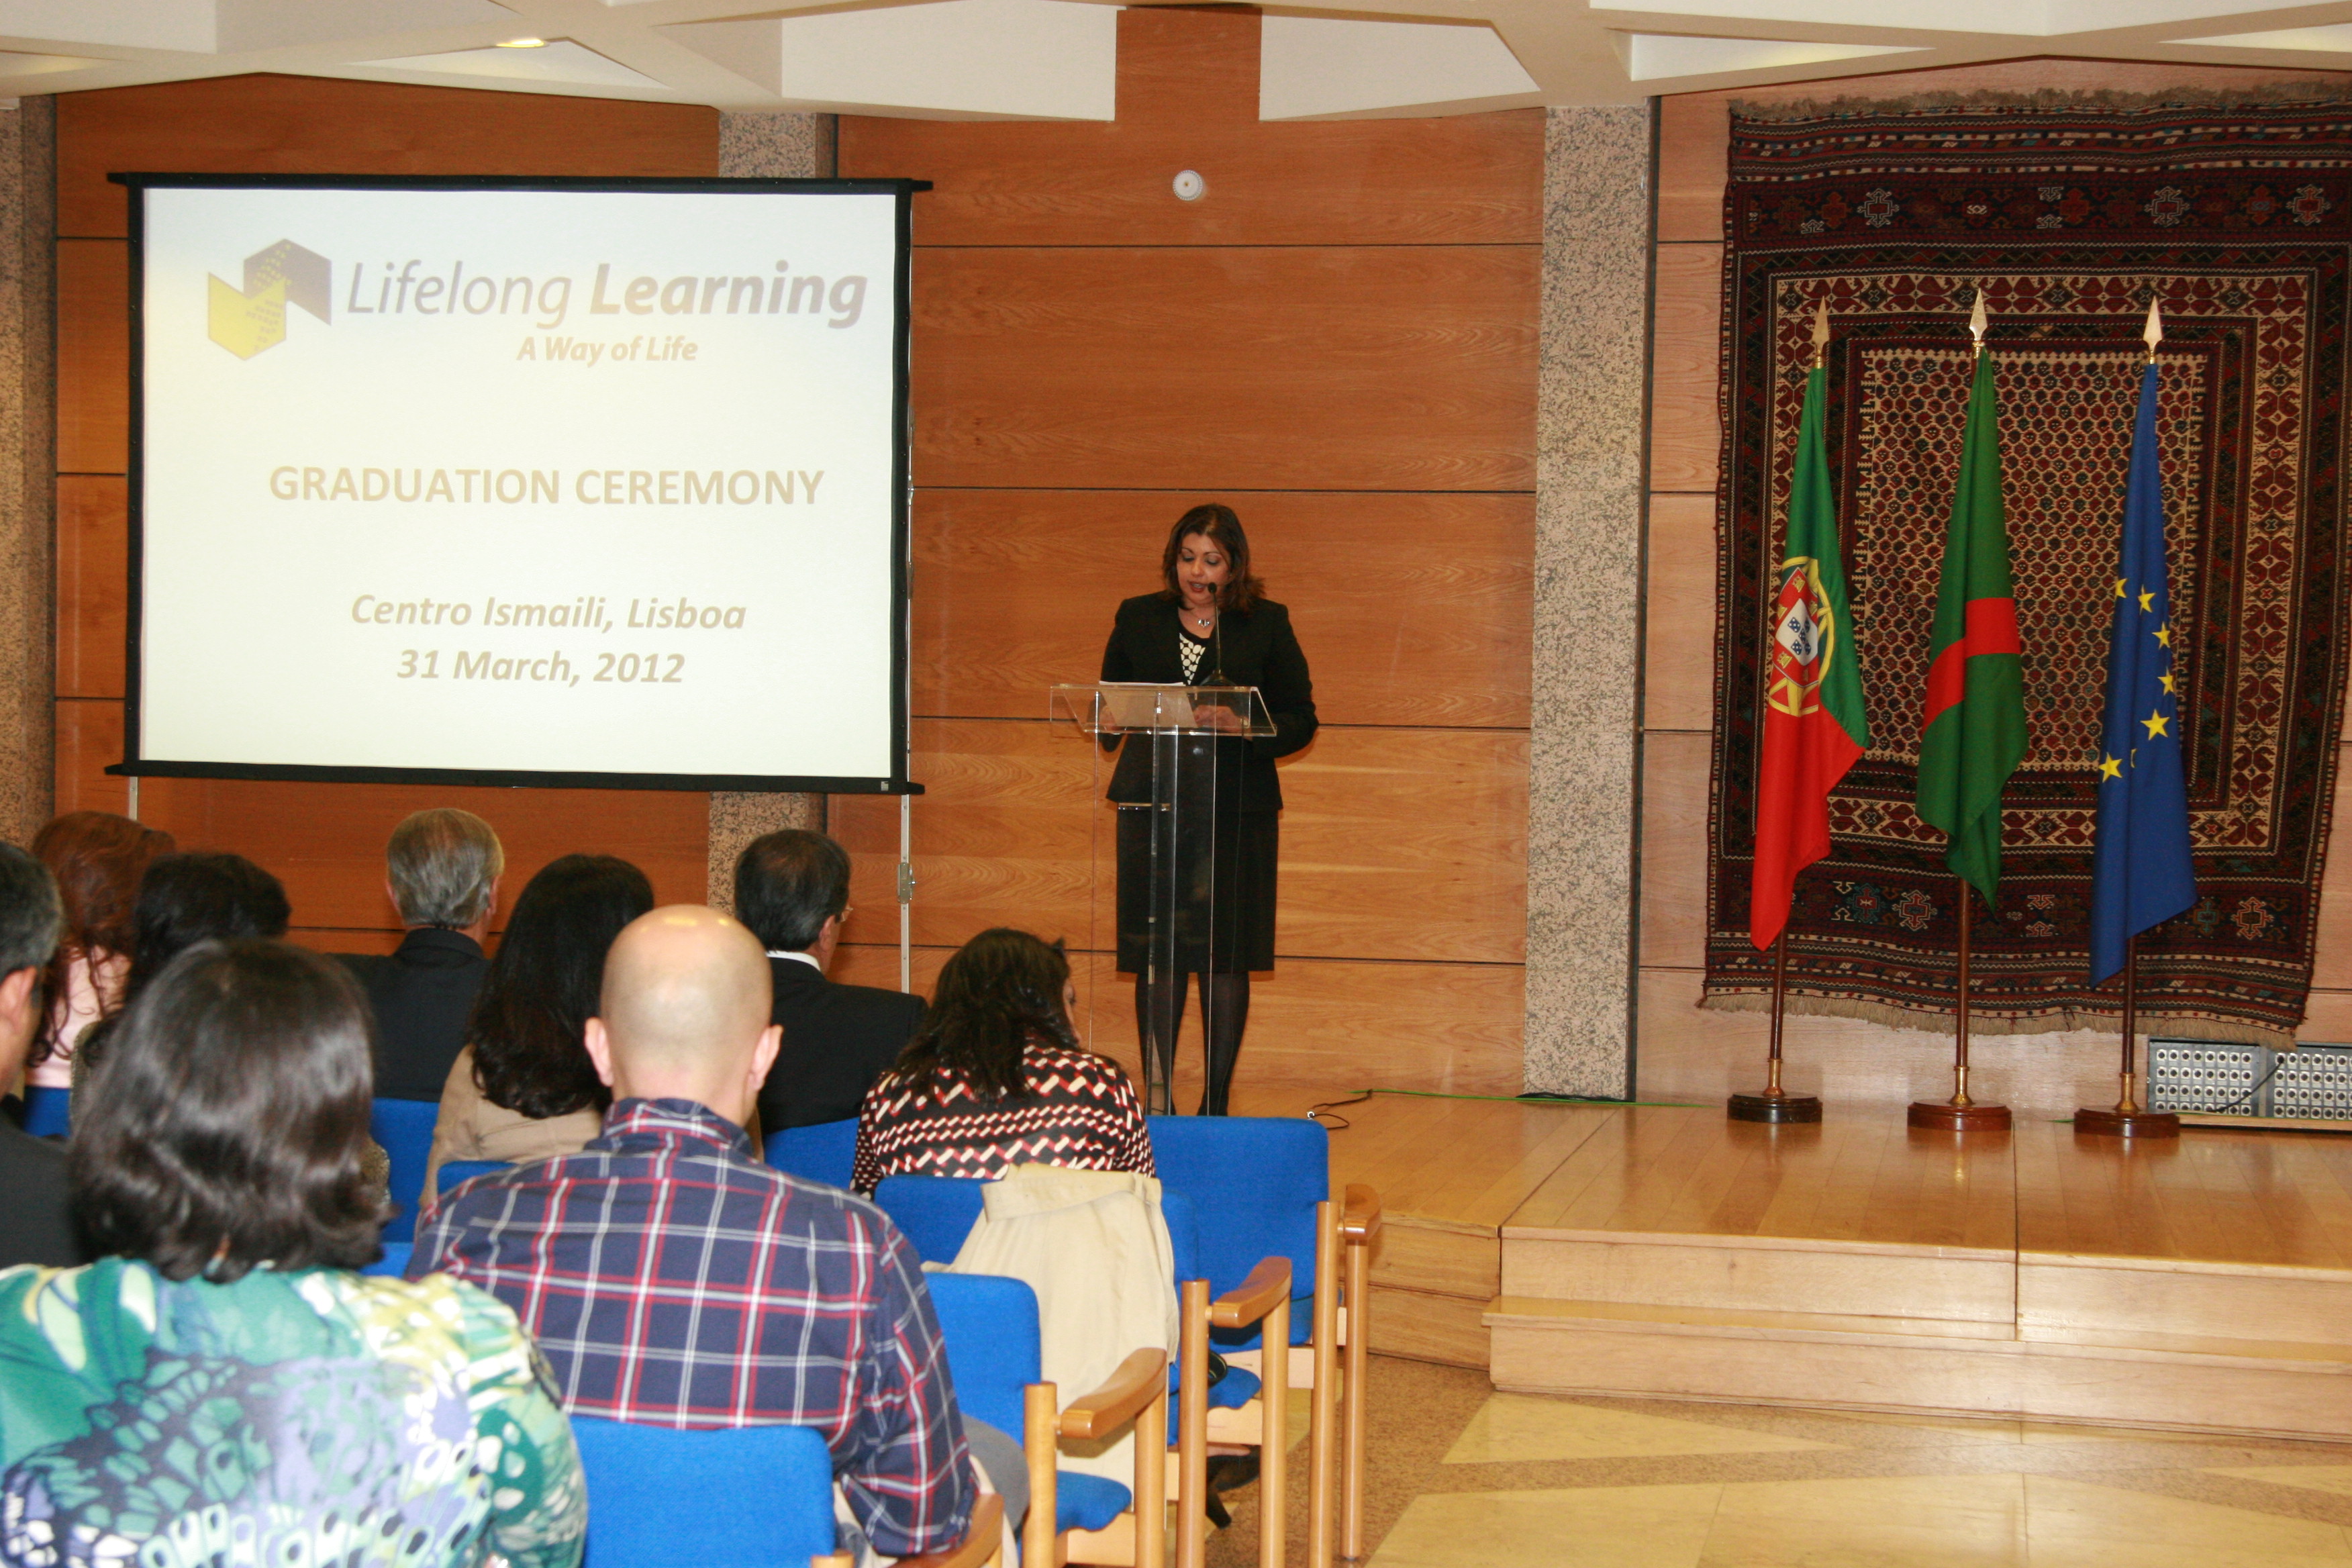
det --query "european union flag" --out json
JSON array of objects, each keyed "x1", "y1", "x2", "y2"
[{"x1": 2089, "y1": 356, "x2": 2196, "y2": 983}]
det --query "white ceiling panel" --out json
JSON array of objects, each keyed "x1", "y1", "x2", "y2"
[
  {"x1": 0, "y1": 0, "x2": 213, "y2": 52},
  {"x1": 2177, "y1": 22, "x2": 2352, "y2": 50},
  {"x1": 217, "y1": 0, "x2": 516, "y2": 54},
  {"x1": 1260, "y1": 15, "x2": 1536, "y2": 119},
  {"x1": 358, "y1": 39, "x2": 664, "y2": 90},
  {"x1": 1619, "y1": 32, "x2": 1921, "y2": 81},
  {"x1": 669, "y1": 0, "x2": 1117, "y2": 119}
]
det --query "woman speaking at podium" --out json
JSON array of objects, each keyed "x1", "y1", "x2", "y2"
[{"x1": 1099, "y1": 503, "x2": 1316, "y2": 1115}]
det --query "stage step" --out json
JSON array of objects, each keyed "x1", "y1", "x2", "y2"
[{"x1": 1485, "y1": 1293, "x2": 2352, "y2": 1441}]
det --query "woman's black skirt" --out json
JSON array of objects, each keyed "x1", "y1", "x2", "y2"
[{"x1": 1114, "y1": 803, "x2": 1278, "y2": 975}]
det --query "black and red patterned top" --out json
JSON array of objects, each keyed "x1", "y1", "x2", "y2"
[{"x1": 849, "y1": 1042, "x2": 1155, "y2": 1195}]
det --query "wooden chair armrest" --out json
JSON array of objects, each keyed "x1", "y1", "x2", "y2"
[
  {"x1": 890, "y1": 1490, "x2": 1005, "y2": 1568},
  {"x1": 1208, "y1": 1257, "x2": 1293, "y2": 1329},
  {"x1": 1057, "y1": 1348, "x2": 1171, "y2": 1442},
  {"x1": 1341, "y1": 1184, "x2": 1383, "y2": 1243}
]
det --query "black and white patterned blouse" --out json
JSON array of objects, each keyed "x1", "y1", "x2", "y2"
[
  {"x1": 850, "y1": 1042, "x2": 1155, "y2": 1194},
  {"x1": 1179, "y1": 625, "x2": 1206, "y2": 681}
]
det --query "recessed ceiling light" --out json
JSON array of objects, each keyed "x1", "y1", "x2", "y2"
[{"x1": 494, "y1": 36, "x2": 547, "y2": 48}]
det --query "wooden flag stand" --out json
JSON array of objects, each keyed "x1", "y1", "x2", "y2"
[
  {"x1": 1908, "y1": 881, "x2": 2014, "y2": 1132},
  {"x1": 1729, "y1": 930, "x2": 1824, "y2": 1123},
  {"x1": 2074, "y1": 937, "x2": 2181, "y2": 1138}
]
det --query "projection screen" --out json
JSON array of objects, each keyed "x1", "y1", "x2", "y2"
[{"x1": 118, "y1": 175, "x2": 919, "y2": 792}]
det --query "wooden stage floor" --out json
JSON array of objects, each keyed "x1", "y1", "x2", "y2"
[{"x1": 1267, "y1": 1091, "x2": 2352, "y2": 1442}]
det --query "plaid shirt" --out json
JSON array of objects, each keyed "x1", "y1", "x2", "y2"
[{"x1": 409, "y1": 1097, "x2": 974, "y2": 1558}]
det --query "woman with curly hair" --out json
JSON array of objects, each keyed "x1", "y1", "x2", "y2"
[
  {"x1": 851, "y1": 927, "x2": 1153, "y2": 1194},
  {"x1": 424, "y1": 853, "x2": 653, "y2": 1195},
  {"x1": 23, "y1": 811, "x2": 175, "y2": 1091}
]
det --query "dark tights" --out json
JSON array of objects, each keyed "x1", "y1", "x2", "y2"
[{"x1": 1134, "y1": 970, "x2": 1251, "y2": 1116}]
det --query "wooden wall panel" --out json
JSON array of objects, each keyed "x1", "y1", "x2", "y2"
[
  {"x1": 834, "y1": 941, "x2": 1525, "y2": 1101},
  {"x1": 2309, "y1": 744, "x2": 2352, "y2": 991},
  {"x1": 58, "y1": 75, "x2": 718, "y2": 238},
  {"x1": 54, "y1": 699, "x2": 126, "y2": 818},
  {"x1": 1639, "y1": 732, "x2": 1709, "y2": 973},
  {"x1": 840, "y1": 7, "x2": 1539, "y2": 248},
  {"x1": 56, "y1": 475, "x2": 125, "y2": 699},
  {"x1": 833, "y1": 718, "x2": 1527, "y2": 965},
  {"x1": 1647, "y1": 243, "x2": 1721, "y2": 496},
  {"x1": 911, "y1": 489, "x2": 1532, "y2": 728},
  {"x1": 1643, "y1": 492, "x2": 1716, "y2": 733},
  {"x1": 911, "y1": 244, "x2": 1538, "y2": 492},
  {"x1": 57, "y1": 240, "x2": 126, "y2": 475},
  {"x1": 1655, "y1": 95, "x2": 1728, "y2": 246}
]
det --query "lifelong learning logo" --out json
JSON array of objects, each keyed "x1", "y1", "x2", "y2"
[{"x1": 207, "y1": 240, "x2": 331, "y2": 359}]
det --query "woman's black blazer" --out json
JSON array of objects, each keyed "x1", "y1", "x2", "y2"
[{"x1": 1098, "y1": 593, "x2": 1317, "y2": 812}]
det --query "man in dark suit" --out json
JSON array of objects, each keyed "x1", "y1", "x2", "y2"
[
  {"x1": 340, "y1": 808, "x2": 501, "y2": 1101},
  {"x1": 738, "y1": 830, "x2": 924, "y2": 1131},
  {"x1": 0, "y1": 841, "x2": 83, "y2": 1268}
]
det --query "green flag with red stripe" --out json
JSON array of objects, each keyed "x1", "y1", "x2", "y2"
[{"x1": 1916, "y1": 352, "x2": 2028, "y2": 902}]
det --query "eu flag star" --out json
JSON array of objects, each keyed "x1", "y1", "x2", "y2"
[
  {"x1": 2098, "y1": 754, "x2": 2123, "y2": 781},
  {"x1": 2115, "y1": 577, "x2": 2128, "y2": 599},
  {"x1": 2155, "y1": 622, "x2": 2172, "y2": 648},
  {"x1": 2138, "y1": 588, "x2": 2155, "y2": 611},
  {"x1": 2159, "y1": 671, "x2": 2177, "y2": 695},
  {"x1": 2143, "y1": 709, "x2": 2171, "y2": 739}
]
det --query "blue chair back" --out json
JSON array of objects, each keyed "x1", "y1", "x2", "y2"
[
  {"x1": 572, "y1": 1416, "x2": 835, "y2": 1566},
  {"x1": 1147, "y1": 1116, "x2": 1325, "y2": 1347},
  {"x1": 371, "y1": 1097, "x2": 441, "y2": 1244},
  {"x1": 20, "y1": 1085, "x2": 69, "y2": 1138},
  {"x1": 362, "y1": 1240, "x2": 413, "y2": 1279},
  {"x1": 874, "y1": 1174, "x2": 984, "y2": 1263},
  {"x1": 765, "y1": 1116, "x2": 860, "y2": 1188},
  {"x1": 922, "y1": 1271, "x2": 1040, "y2": 1440},
  {"x1": 436, "y1": 1159, "x2": 509, "y2": 1195}
]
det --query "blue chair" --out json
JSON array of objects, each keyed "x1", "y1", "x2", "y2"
[
  {"x1": 1146, "y1": 1116, "x2": 1326, "y2": 1351},
  {"x1": 370, "y1": 1097, "x2": 440, "y2": 1244},
  {"x1": 571, "y1": 1414, "x2": 1002, "y2": 1567},
  {"x1": 20, "y1": 1085, "x2": 69, "y2": 1138},
  {"x1": 436, "y1": 1159, "x2": 508, "y2": 1195},
  {"x1": 764, "y1": 1116, "x2": 860, "y2": 1188},
  {"x1": 920, "y1": 1272, "x2": 1165, "y2": 1568},
  {"x1": 362, "y1": 1240, "x2": 413, "y2": 1279}
]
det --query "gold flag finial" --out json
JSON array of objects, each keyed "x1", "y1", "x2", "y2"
[
  {"x1": 1811, "y1": 295, "x2": 1830, "y2": 370},
  {"x1": 1968, "y1": 285, "x2": 1989, "y2": 359},
  {"x1": 2143, "y1": 295, "x2": 2163, "y2": 363}
]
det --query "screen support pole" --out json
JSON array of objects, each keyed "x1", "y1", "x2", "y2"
[
  {"x1": 126, "y1": 777, "x2": 140, "y2": 823},
  {"x1": 898, "y1": 793, "x2": 914, "y2": 994}
]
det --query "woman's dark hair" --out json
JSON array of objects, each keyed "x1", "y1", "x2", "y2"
[
  {"x1": 29, "y1": 812, "x2": 176, "y2": 1064},
  {"x1": 1157, "y1": 503, "x2": 1265, "y2": 614},
  {"x1": 70, "y1": 939, "x2": 389, "y2": 1281},
  {"x1": 469, "y1": 853, "x2": 654, "y2": 1120},
  {"x1": 77, "y1": 851, "x2": 291, "y2": 1077},
  {"x1": 893, "y1": 928, "x2": 1077, "y2": 1102}
]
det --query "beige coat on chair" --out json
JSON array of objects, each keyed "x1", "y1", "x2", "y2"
[{"x1": 948, "y1": 1164, "x2": 1179, "y2": 1483}]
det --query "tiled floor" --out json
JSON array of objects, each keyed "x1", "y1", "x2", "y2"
[{"x1": 1206, "y1": 1357, "x2": 2352, "y2": 1567}]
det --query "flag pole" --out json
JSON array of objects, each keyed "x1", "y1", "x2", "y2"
[
  {"x1": 2075, "y1": 301, "x2": 2182, "y2": 1140},
  {"x1": 1731, "y1": 926, "x2": 1821, "y2": 1122},
  {"x1": 2076, "y1": 934, "x2": 2177, "y2": 1136},
  {"x1": 1910, "y1": 288, "x2": 2014, "y2": 1134}
]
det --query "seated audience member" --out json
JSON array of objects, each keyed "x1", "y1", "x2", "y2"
[
  {"x1": 25, "y1": 812, "x2": 175, "y2": 1092},
  {"x1": 0, "y1": 844, "x2": 83, "y2": 1269},
  {"x1": 340, "y1": 808, "x2": 503, "y2": 1101},
  {"x1": 737, "y1": 828, "x2": 925, "y2": 1132},
  {"x1": 412, "y1": 906, "x2": 996, "y2": 1561},
  {"x1": 424, "y1": 853, "x2": 652, "y2": 1195},
  {"x1": 1, "y1": 940, "x2": 585, "y2": 1567},
  {"x1": 851, "y1": 927, "x2": 1153, "y2": 1195},
  {"x1": 70, "y1": 850, "x2": 291, "y2": 1082}
]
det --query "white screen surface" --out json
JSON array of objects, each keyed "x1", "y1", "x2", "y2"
[{"x1": 132, "y1": 181, "x2": 908, "y2": 788}]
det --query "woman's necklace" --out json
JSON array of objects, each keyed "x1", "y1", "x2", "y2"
[{"x1": 1183, "y1": 603, "x2": 1216, "y2": 635}]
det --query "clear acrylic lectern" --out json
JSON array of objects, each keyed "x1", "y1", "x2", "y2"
[{"x1": 1050, "y1": 683, "x2": 1275, "y2": 1114}]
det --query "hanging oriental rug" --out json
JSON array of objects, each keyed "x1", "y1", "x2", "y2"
[{"x1": 1703, "y1": 97, "x2": 2352, "y2": 1045}]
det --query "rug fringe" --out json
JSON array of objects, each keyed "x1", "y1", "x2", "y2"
[
  {"x1": 1733, "y1": 83, "x2": 2352, "y2": 125},
  {"x1": 1697, "y1": 988, "x2": 2299, "y2": 1049}
]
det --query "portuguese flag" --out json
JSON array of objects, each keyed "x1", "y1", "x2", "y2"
[
  {"x1": 1750, "y1": 360, "x2": 1869, "y2": 950},
  {"x1": 1916, "y1": 352, "x2": 2028, "y2": 903}
]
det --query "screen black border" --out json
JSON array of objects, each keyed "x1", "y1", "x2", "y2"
[{"x1": 109, "y1": 171, "x2": 927, "y2": 796}]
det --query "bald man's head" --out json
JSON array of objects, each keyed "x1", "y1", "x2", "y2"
[{"x1": 598, "y1": 905, "x2": 774, "y2": 1077}]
